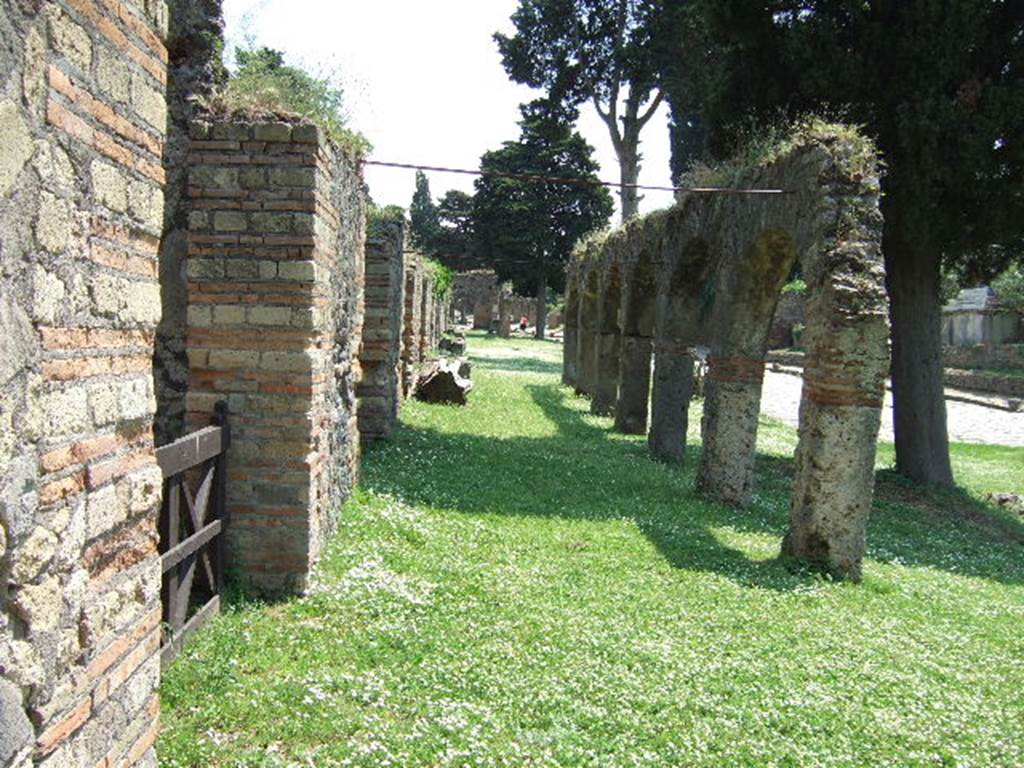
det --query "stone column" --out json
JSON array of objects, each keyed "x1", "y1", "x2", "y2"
[
  {"x1": 648, "y1": 345, "x2": 696, "y2": 462},
  {"x1": 591, "y1": 329, "x2": 621, "y2": 415},
  {"x1": 562, "y1": 280, "x2": 580, "y2": 387},
  {"x1": 781, "y1": 174, "x2": 889, "y2": 581},
  {"x1": 614, "y1": 270, "x2": 656, "y2": 434},
  {"x1": 497, "y1": 290, "x2": 512, "y2": 338},
  {"x1": 615, "y1": 334, "x2": 653, "y2": 434},
  {"x1": 696, "y1": 355, "x2": 765, "y2": 505},
  {"x1": 575, "y1": 274, "x2": 599, "y2": 397},
  {"x1": 185, "y1": 119, "x2": 364, "y2": 595}
]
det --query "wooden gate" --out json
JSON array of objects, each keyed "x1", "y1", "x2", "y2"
[{"x1": 155, "y1": 402, "x2": 230, "y2": 666}]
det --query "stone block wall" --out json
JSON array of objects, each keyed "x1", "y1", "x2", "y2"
[
  {"x1": 357, "y1": 220, "x2": 405, "y2": 440},
  {"x1": 184, "y1": 119, "x2": 365, "y2": 595},
  {"x1": 1, "y1": 1, "x2": 169, "y2": 765},
  {"x1": 452, "y1": 269, "x2": 498, "y2": 328}
]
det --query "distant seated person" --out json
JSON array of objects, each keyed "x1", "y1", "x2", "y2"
[{"x1": 519, "y1": 315, "x2": 528, "y2": 332}]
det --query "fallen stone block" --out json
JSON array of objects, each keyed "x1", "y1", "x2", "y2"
[{"x1": 415, "y1": 359, "x2": 473, "y2": 405}]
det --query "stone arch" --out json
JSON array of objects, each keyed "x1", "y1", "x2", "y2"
[
  {"x1": 591, "y1": 260, "x2": 624, "y2": 415},
  {"x1": 648, "y1": 236, "x2": 714, "y2": 462},
  {"x1": 564, "y1": 125, "x2": 889, "y2": 579},
  {"x1": 614, "y1": 250, "x2": 658, "y2": 434},
  {"x1": 697, "y1": 228, "x2": 799, "y2": 505}
]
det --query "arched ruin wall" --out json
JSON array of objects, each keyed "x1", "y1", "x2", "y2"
[{"x1": 567, "y1": 129, "x2": 889, "y2": 579}]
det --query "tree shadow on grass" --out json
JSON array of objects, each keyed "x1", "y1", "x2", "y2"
[{"x1": 362, "y1": 376, "x2": 1023, "y2": 589}]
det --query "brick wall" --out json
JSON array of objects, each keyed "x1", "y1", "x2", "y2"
[
  {"x1": 357, "y1": 220, "x2": 405, "y2": 440},
  {"x1": 1, "y1": 1, "x2": 168, "y2": 765},
  {"x1": 184, "y1": 119, "x2": 365, "y2": 595}
]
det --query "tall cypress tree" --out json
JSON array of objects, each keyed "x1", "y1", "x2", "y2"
[{"x1": 409, "y1": 170, "x2": 441, "y2": 253}]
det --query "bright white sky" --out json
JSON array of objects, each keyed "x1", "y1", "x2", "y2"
[{"x1": 221, "y1": 0, "x2": 676, "y2": 219}]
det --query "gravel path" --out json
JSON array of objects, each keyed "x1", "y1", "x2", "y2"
[{"x1": 760, "y1": 370, "x2": 1024, "y2": 447}]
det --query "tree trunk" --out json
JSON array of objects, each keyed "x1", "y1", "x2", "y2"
[
  {"x1": 618, "y1": 145, "x2": 640, "y2": 221},
  {"x1": 883, "y1": 209, "x2": 954, "y2": 486},
  {"x1": 535, "y1": 269, "x2": 547, "y2": 340}
]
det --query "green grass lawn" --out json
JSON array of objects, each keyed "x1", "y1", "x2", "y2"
[{"x1": 159, "y1": 332, "x2": 1024, "y2": 767}]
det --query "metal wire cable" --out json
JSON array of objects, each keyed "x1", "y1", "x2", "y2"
[{"x1": 362, "y1": 159, "x2": 790, "y2": 195}]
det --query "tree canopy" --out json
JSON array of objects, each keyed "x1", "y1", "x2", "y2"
[
  {"x1": 473, "y1": 101, "x2": 613, "y2": 337},
  {"x1": 664, "y1": 0, "x2": 1024, "y2": 484},
  {"x1": 496, "y1": 0, "x2": 667, "y2": 219}
]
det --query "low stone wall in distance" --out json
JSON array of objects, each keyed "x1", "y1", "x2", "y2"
[
  {"x1": 943, "y1": 343, "x2": 1024, "y2": 371},
  {"x1": 184, "y1": 118, "x2": 365, "y2": 595}
]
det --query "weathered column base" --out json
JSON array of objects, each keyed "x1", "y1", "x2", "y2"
[
  {"x1": 781, "y1": 400, "x2": 882, "y2": 582},
  {"x1": 590, "y1": 331, "x2": 621, "y2": 416},
  {"x1": 615, "y1": 334, "x2": 652, "y2": 434},
  {"x1": 696, "y1": 357, "x2": 765, "y2": 506},
  {"x1": 648, "y1": 349, "x2": 695, "y2": 462}
]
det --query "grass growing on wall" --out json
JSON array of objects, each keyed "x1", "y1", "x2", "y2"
[{"x1": 159, "y1": 333, "x2": 1023, "y2": 767}]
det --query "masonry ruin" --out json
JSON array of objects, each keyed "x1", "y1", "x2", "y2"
[
  {"x1": 565, "y1": 126, "x2": 890, "y2": 581},
  {"x1": 0, "y1": 0, "x2": 453, "y2": 762}
]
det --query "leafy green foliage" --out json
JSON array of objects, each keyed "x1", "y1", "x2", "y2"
[
  {"x1": 422, "y1": 257, "x2": 454, "y2": 301},
  {"x1": 666, "y1": 1, "x2": 1024, "y2": 270},
  {"x1": 992, "y1": 260, "x2": 1024, "y2": 313},
  {"x1": 472, "y1": 100, "x2": 613, "y2": 298},
  {"x1": 205, "y1": 46, "x2": 369, "y2": 157},
  {"x1": 159, "y1": 333, "x2": 1024, "y2": 767},
  {"x1": 781, "y1": 278, "x2": 806, "y2": 295}
]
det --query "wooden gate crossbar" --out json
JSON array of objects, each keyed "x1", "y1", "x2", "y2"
[{"x1": 155, "y1": 402, "x2": 230, "y2": 667}]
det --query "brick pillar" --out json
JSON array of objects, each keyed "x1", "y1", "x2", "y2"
[
  {"x1": 358, "y1": 221, "x2": 404, "y2": 440},
  {"x1": 185, "y1": 119, "x2": 364, "y2": 595}
]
